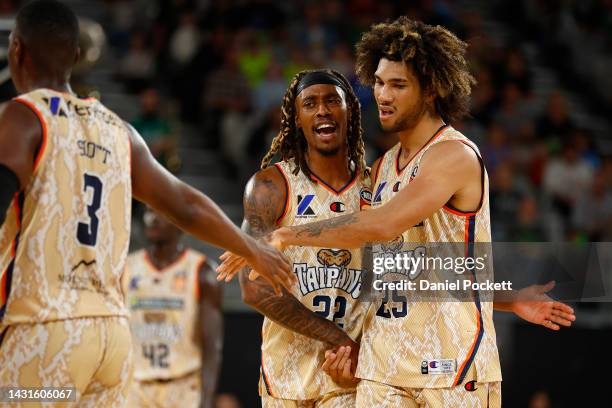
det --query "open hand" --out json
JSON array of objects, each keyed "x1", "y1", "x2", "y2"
[
  {"x1": 216, "y1": 237, "x2": 293, "y2": 295},
  {"x1": 513, "y1": 281, "x2": 576, "y2": 330}
]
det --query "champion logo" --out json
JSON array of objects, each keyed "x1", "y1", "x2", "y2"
[
  {"x1": 297, "y1": 194, "x2": 316, "y2": 216},
  {"x1": 464, "y1": 380, "x2": 478, "y2": 392},
  {"x1": 330, "y1": 202, "x2": 345, "y2": 213},
  {"x1": 429, "y1": 361, "x2": 439, "y2": 368},
  {"x1": 373, "y1": 182, "x2": 387, "y2": 203}
]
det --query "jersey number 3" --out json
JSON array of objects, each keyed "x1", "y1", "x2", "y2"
[{"x1": 77, "y1": 173, "x2": 103, "y2": 246}]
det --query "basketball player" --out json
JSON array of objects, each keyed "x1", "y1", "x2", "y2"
[
  {"x1": 238, "y1": 69, "x2": 370, "y2": 407},
  {"x1": 219, "y1": 17, "x2": 576, "y2": 407},
  {"x1": 126, "y1": 208, "x2": 222, "y2": 408},
  {"x1": 0, "y1": 1, "x2": 290, "y2": 405}
]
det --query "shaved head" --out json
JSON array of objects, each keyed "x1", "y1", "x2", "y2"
[{"x1": 13, "y1": 0, "x2": 79, "y2": 80}]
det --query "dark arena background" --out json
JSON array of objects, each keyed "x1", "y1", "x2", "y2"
[{"x1": 1, "y1": 1, "x2": 611, "y2": 407}]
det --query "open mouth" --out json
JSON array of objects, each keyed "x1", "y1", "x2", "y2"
[
  {"x1": 379, "y1": 106, "x2": 394, "y2": 119},
  {"x1": 314, "y1": 123, "x2": 337, "y2": 138}
]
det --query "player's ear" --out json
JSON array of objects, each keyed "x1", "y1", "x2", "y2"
[{"x1": 11, "y1": 34, "x2": 24, "y2": 65}]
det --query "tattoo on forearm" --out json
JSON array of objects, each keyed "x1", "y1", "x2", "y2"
[
  {"x1": 248, "y1": 279, "x2": 347, "y2": 345},
  {"x1": 241, "y1": 172, "x2": 348, "y2": 346},
  {"x1": 293, "y1": 213, "x2": 359, "y2": 238}
]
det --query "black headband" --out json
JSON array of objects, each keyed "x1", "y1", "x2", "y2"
[{"x1": 296, "y1": 71, "x2": 348, "y2": 96}]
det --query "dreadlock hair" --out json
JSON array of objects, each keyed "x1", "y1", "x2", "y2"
[
  {"x1": 355, "y1": 16, "x2": 476, "y2": 123},
  {"x1": 260, "y1": 69, "x2": 367, "y2": 179}
]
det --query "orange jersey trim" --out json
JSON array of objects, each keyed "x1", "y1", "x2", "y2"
[
  {"x1": 273, "y1": 163, "x2": 291, "y2": 226},
  {"x1": 13, "y1": 98, "x2": 49, "y2": 173},
  {"x1": 308, "y1": 170, "x2": 358, "y2": 196}
]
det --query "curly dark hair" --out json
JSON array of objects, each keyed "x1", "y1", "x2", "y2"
[
  {"x1": 355, "y1": 16, "x2": 475, "y2": 122},
  {"x1": 261, "y1": 69, "x2": 367, "y2": 178}
]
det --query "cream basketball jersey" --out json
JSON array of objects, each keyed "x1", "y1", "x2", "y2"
[
  {"x1": 0, "y1": 89, "x2": 132, "y2": 326},
  {"x1": 357, "y1": 125, "x2": 502, "y2": 388},
  {"x1": 127, "y1": 248, "x2": 205, "y2": 381},
  {"x1": 260, "y1": 160, "x2": 371, "y2": 400}
]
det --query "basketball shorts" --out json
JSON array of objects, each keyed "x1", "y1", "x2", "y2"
[
  {"x1": 0, "y1": 316, "x2": 132, "y2": 408},
  {"x1": 355, "y1": 378, "x2": 502, "y2": 408},
  {"x1": 259, "y1": 378, "x2": 355, "y2": 408},
  {"x1": 127, "y1": 370, "x2": 201, "y2": 408}
]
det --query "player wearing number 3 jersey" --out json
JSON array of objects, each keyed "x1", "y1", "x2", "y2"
[{"x1": 0, "y1": 1, "x2": 291, "y2": 406}]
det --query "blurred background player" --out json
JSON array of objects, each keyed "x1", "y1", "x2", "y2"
[
  {"x1": 0, "y1": 1, "x2": 291, "y2": 405},
  {"x1": 236, "y1": 69, "x2": 370, "y2": 407},
  {"x1": 126, "y1": 208, "x2": 222, "y2": 408}
]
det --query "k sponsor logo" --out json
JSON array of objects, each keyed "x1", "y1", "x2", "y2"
[
  {"x1": 373, "y1": 182, "x2": 387, "y2": 203},
  {"x1": 297, "y1": 194, "x2": 316, "y2": 217}
]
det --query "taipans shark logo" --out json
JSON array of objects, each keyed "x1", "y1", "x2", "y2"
[
  {"x1": 294, "y1": 249, "x2": 362, "y2": 299},
  {"x1": 317, "y1": 249, "x2": 352, "y2": 267}
]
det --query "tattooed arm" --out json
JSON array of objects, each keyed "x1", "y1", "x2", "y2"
[
  {"x1": 239, "y1": 167, "x2": 355, "y2": 347},
  {"x1": 273, "y1": 141, "x2": 481, "y2": 249}
]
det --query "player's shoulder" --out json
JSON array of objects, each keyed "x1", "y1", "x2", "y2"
[
  {"x1": 245, "y1": 164, "x2": 287, "y2": 198},
  {"x1": 422, "y1": 138, "x2": 481, "y2": 178}
]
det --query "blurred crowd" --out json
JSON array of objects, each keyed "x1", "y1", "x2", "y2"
[
  {"x1": 103, "y1": 0, "x2": 611, "y2": 243},
  {"x1": 1, "y1": 0, "x2": 610, "y2": 242}
]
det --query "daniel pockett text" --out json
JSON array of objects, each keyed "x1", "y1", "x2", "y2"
[{"x1": 370, "y1": 246, "x2": 512, "y2": 295}]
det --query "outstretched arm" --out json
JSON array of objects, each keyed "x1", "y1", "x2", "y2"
[
  {"x1": 239, "y1": 167, "x2": 356, "y2": 347},
  {"x1": 198, "y1": 260, "x2": 223, "y2": 408},
  {"x1": 128, "y1": 125, "x2": 292, "y2": 293},
  {"x1": 494, "y1": 281, "x2": 575, "y2": 330},
  {"x1": 0, "y1": 101, "x2": 42, "y2": 223},
  {"x1": 273, "y1": 142, "x2": 478, "y2": 249}
]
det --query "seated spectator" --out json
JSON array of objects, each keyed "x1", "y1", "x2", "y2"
[
  {"x1": 202, "y1": 47, "x2": 252, "y2": 149},
  {"x1": 252, "y1": 62, "x2": 286, "y2": 114},
  {"x1": 543, "y1": 142, "x2": 593, "y2": 226},
  {"x1": 482, "y1": 123, "x2": 512, "y2": 174},
  {"x1": 169, "y1": 11, "x2": 200, "y2": 67},
  {"x1": 131, "y1": 88, "x2": 174, "y2": 168},
  {"x1": 572, "y1": 128, "x2": 600, "y2": 170},
  {"x1": 509, "y1": 196, "x2": 547, "y2": 242},
  {"x1": 573, "y1": 170, "x2": 612, "y2": 241},
  {"x1": 536, "y1": 90, "x2": 575, "y2": 153},
  {"x1": 237, "y1": 33, "x2": 272, "y2": 88},
  {"x1": 492, "y1": 82, "x2": 534, "y2": 138},
  {"x1": 203, "y1": 48, "x2": 253, "y2": 168},
  {"x1": 501, "y1": 47, "x2": 533, "y2": 97},
  {"x1": 470, "y1": 67, "x2": 497, "y2": 125},
  {"x1": 490, "y1": 162, "x2": 529, "y2": 240},
  {"x1": 118, "y1": 31, "x2": 155, "y2": 93}
]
